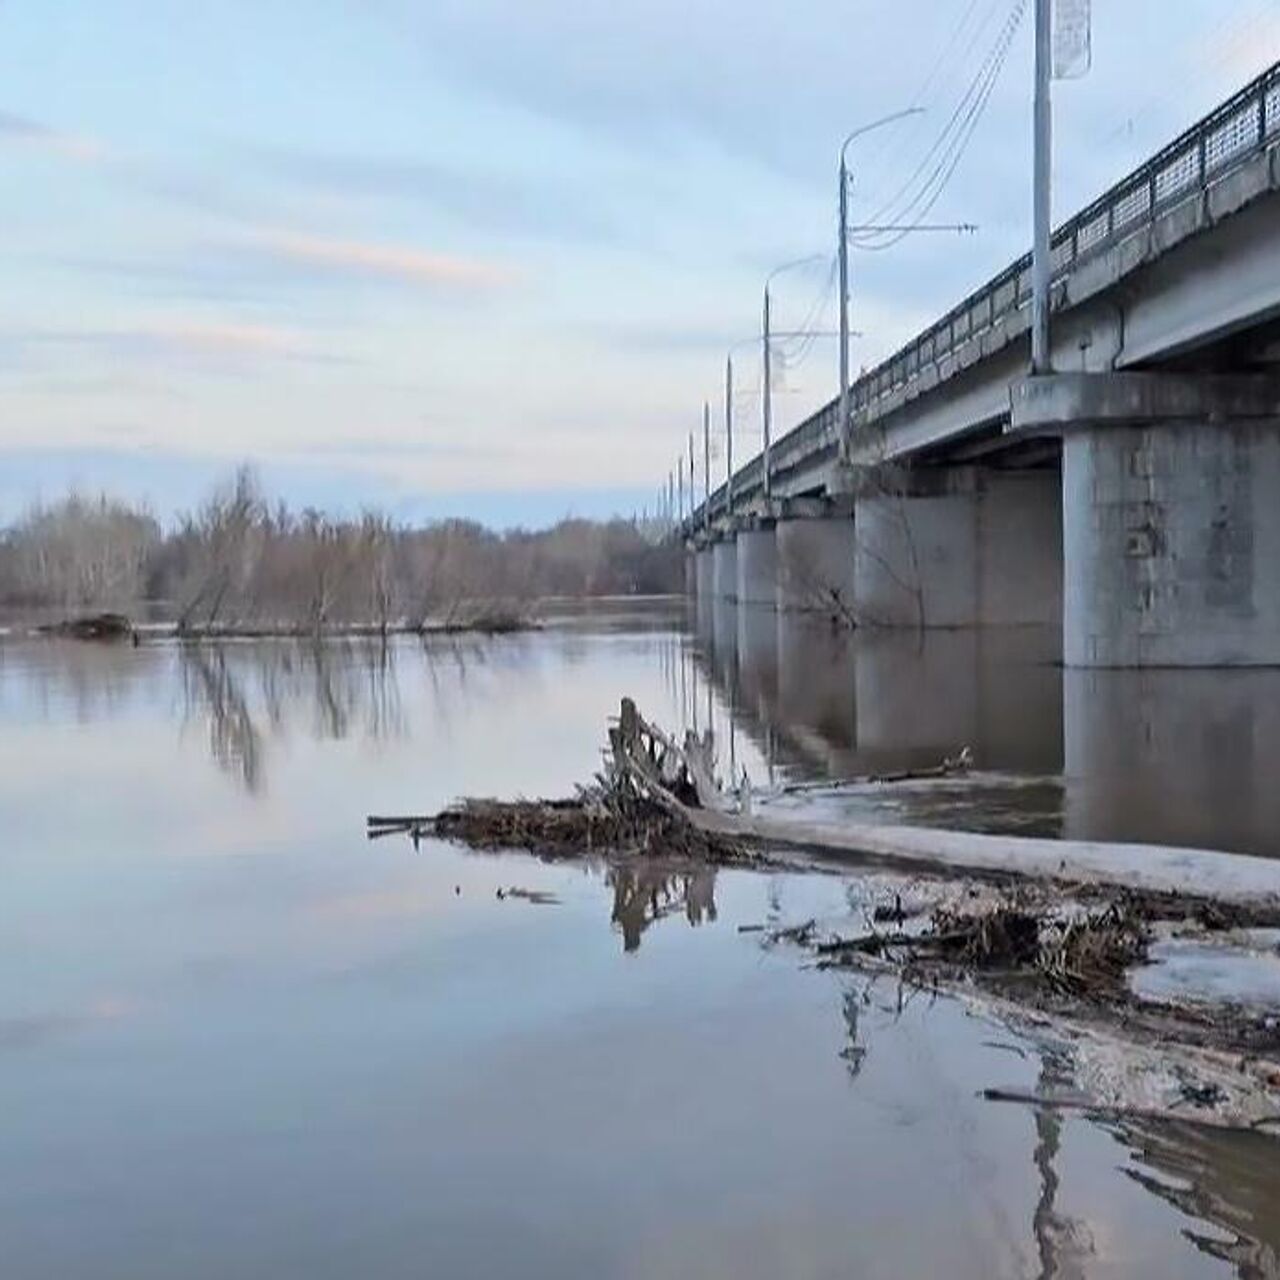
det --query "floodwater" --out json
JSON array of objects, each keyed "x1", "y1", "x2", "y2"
[{"x1": 1, "y1": 605, "x2": 1278, "y2": 1278}]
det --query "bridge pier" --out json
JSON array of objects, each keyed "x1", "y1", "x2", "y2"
[
  {"x1": 712, "y1": 538, "x2": 738, "y2": 602},
  {"x1": 1015, "y1": 373, "x2": 1280, "y2": 667},
  {"x1": 735, "y1": 525, "x2": 778, "y2": 608},
  {"x1": 693, "y1": 545, "x2": 714, "y2": 600},
  {"x1": 775, "y1": 502, "x2": 857, "y2": 617},
  {"x1": 852, "y1": 467, "x2": 1062, "y2": 629}
]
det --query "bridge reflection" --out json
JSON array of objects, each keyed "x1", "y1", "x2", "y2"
[{"x1": 678, "y1": 601, "x2": 1280, "y2": 858}]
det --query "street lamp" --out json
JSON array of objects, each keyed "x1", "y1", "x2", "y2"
[
  {"x1": 762, "y1": 254, "x2": 827, "y2": 499},
  {"x1": 837, "y1": 107, "x2": 924, "y2": 462}
]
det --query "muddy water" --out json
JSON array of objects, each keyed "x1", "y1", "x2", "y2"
[{"x1": 1, "y1": 615, "x2": 1278, "y2": 1278}]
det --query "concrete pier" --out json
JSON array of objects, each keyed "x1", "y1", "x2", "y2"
[
  {"x1": 853, "y1": 467, "x2": 1062, "y2": 629},
  {"x1": 775, "y1": 512, "x2": 857, "y2": 616},
  {"x1": 1063, "y1": 421, "x2": 1280, "y2": 667},
  {"x1": 1013, "y1": 373, "x2": 1280, "y2": 667},
  {"x1": 694, "y1": 546, "x2": 714, "y2": 600},
  {"x1": 712, "y1": 539, "x2": 738, "y2": 602},
  {"x1": 735, "y1": 525, "x2": 778, "y2": 608}
]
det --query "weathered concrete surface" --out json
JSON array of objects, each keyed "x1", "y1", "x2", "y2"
[
  {"x1": 775, "y1": 516, "x2": 858, "y2": 616},
  {"x1": 694, "y1": 547, "x2": 714, "y2": 601},
  {"x1": 712, "y1": 539, "x2": 738, "y2": 602},
  {"x1": 735, "y1": 526, "x2": 778, "y2": 609},
  {"x1": 1063, "y1": 420, "x2": 1280, "y2": 666},
  {"x1": 1012, "y1": 371, "x2": 1280, "y2": 433},
  {"x1": 854, "y1": 469, "x2": 1062, "y2": 628}
]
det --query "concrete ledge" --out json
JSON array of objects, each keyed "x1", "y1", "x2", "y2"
[{"x1": 1010, "y1": 372, "x2": 1280, "y2": 434}]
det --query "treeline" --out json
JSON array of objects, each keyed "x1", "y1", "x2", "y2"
[{"x1": 0, "y1": 466, "x2": 679, "y2": 631}]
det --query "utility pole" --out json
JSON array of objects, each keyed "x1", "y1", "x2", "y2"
[
  {"x1": 706, "y1": 396, "x2": 716, "y2": 522},
  {"x1": 837, "y1": 148, "x2": 851, "y2": 463},
  {"x1": 724, "y1": 356, "x2": 734, "y2": 515},
  {"x1": 1032, "y1": 0, "x2": 1053, "y2": 373},
  {"x1": 762, "y1": 286, "x2": 773, "y2": 499},
  {"x1": 688, "y1": 431, "x2": 696, "y2": 520},
  {"x1": 702, "y1": 401, "x2": 711, "y2": 528},
  {"x1": 837, "y1": 108, "x2": 924, "y2": 461}
]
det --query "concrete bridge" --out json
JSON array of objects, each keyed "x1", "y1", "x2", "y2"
[{"x1": 685, "y1": 62, "x2": 1280, "y2": 668}]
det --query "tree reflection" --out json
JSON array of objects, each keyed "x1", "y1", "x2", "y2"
[
  {"x1": 178, "y1": 638, "x2": 406, "y2": 791},
  {"x1": 181, "y1": 644, "x2": 264, "y2": 793}
]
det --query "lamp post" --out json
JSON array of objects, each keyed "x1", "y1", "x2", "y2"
[
  {"x1": 762, "y1": 254, "x2": 826, "y2": 499},
  {"x1": 725, "y1": 355, "x2": 734, "y2": 515},
  {"x1": 688, "y1": 431, "x2": 695, "y2": 523},
  {"x1": 1032, "y1": 0, "x2": 1052, "y2": 373},
  {"x1": 837, "y1": 107, "x2": 924, "y2": 461},
  {"x1": 702, "y1": 401, "x2": 711, "y2": 529}
]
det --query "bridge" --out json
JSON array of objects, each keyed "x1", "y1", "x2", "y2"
[{"x1": 683, "y1": 61, "x2": 1280, "y2": 668}]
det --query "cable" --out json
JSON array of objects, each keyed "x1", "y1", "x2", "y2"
[
  {"x1": 853, "y1": 0, "x2": 1025, "y2": 242},
  {"x1": 851, "y1": 0, "x2": 1027, "y2": 250},
  {"x1": 857, "y1": 0, "x2": 1006, "y2": 197}
]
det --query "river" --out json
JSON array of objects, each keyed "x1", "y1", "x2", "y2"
[{"x1": 1, "y1": 605, "x2": 1277, "y2": 1277}]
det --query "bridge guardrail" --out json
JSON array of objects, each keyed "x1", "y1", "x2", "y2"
[{"x1": 693, "y1": 60, "x2": 1280, "y2": 531}]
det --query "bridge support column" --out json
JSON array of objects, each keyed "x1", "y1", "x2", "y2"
[
  {"x1": 712, "y1": 538, "x2": 738, "y2": 602},
  {"x1": 735, "y1": 525, "x2": 778, "y2": 608},
  {"x1": 694, "y1": 546, "x2": 714, "y2": 600},
  {"x1": 1013, "y1": 373, "x2": 1280, "y2": 667},
  {"x1": 775, "y1": 507, "x2": 857, "y2": 617},
  {"x1": 853, "y1": 468, "x2": 1061, "y2": 628},
  {"x1": 1064, "y1": 422, "x2": 1280, "y2": 666}
]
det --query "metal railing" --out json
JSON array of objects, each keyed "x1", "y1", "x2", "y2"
[{"x1": 693, "y1": 59, "x2": 1280, "y2": 529}]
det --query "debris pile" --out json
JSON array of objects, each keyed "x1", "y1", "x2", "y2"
[
  {"x1": 367, "y1": 697, "x2": 1280, "y2": 1131},
  {"x1": 368, "y1": 698, "x2": 752, "y2": 864}
]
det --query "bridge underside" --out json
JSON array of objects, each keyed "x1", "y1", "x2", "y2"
[{"x1": 690, "y1": 371, "x2": 1280, "y2": 668}]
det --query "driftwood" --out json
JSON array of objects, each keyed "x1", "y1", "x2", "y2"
[
  {"x1": 779, "y1": 747, "x2": 975, "y2": 795},
  {"x1": 36, "y1": 612, "x2": 134, "y2": 642},
  {"x1": 367, "y1": 698, "x2": 1280, "y2": 1132},
  {"x1": 370, "y1": 697, "x2": 1280, "y2": 910},
  {"x1": 367, "y1": 698, "x2": 754, "y2": 865}
]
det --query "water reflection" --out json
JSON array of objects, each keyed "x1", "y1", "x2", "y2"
[
  {"x1": 3, "y1": 622, "x2": 1279, "y2": 1276},
  {"x1": 684, "y1": 601, "x2": 1280, "y2": 857},
  {"x1": 1030, "y1": 1056, "x2": 1098, "y2": 1279},
  {"x1": 177, "y1": 639, "x2": 409, "y2": 791},
  {"x1": 1116, "y1": 1120, "x2": 1280, "y2": 1274},
  {"x1": 608, "y1": 862, "x2": 717, "y2": 952}
]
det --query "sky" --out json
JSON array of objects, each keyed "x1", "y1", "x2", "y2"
[{"x1": 1, "y1": 0, "x2": 1277, "y2": 528}]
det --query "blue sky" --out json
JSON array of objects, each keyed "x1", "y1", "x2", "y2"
[{"x1": 1, "y1": 0, "x2": 1277, "y2": 527}]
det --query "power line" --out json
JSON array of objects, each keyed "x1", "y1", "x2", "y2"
[
  {"x1": 857, "y1": 0, "x2": 1007, "y2": 195},
  {"x1": 851, "y1": 0, "x2": 1027, "y2": 251}
]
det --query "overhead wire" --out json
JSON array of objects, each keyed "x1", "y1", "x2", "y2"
[
  {"x1": 850, "y1": 0, "x2": 1028, "y2": 251},
  {"x1": 856, "y1": 0, "x2": 1004, "y2": 193}
]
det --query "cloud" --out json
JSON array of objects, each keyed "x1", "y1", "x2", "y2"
[
  {"x1": 0, "y1": 108, "x2": 104, "y2": 162},
  {"x1": 247, "y1": 145, "x2": 616, "y2": 244},
  {"x1": 243, "y1": 229, "x2": 516, "y2": 291},
  {"x1": 0, "y1": 320, "x2": 354, "y2": 376}
]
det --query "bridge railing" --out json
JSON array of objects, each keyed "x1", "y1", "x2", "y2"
[{"x1": 692, "y1": 59, "x2": 1280, "y2": 531}]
